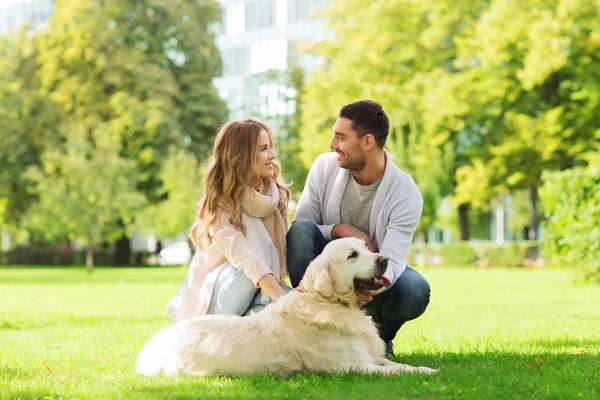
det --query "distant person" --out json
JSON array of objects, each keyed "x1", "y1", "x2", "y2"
[
  {"x1": 287, "y1": 100, "x2": 430, "y2": 356},
  {"x1": 167, "y1": 119, "x2": 291, "y2": 322}
]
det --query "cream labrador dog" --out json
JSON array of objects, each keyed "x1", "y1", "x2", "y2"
[{"x1": 136, "y1": 237, "x2": 437, "y2": 376}]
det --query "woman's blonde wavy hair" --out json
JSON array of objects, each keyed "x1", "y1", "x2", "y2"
[{"x1": 189, "y1": 119, "x2": 291, "y2": 249}]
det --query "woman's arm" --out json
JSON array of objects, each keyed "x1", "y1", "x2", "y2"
[
  {"x1": 210, "y1": 207, "x2": 283, "y2": 290},
  {"x1": 257, "y1": 273, "x2": 287, "y2": 302}
]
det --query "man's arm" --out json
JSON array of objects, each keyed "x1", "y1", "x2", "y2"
[
  {"x1": 331, "y1": 224, "x2": 376, "y2": 252},
  {"x1": 377, "y1": 193, "x2": 423, "y2": 289},
  {"x1": 293, "y1": 156, "x2": 336, "y2": 240}
]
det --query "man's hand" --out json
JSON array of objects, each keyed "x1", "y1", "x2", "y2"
[
  {"x1": 357, "y1": 289, "x2": 374, "y2": 308},
  {"x1": 331, "y1": 223, "x2": 377, "y2": 252},
  {"x1": 296, "y1": 278, "x2": 373, "y2": 307},
  {"x1": 292, "y1": 280, "x2": 306, "y2": 293}
]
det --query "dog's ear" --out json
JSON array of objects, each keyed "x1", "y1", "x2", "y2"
[{"x1": 302, "y1": 254, "x2": 334, "y2": 298}]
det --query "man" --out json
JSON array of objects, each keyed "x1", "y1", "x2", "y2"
[{"x1": 287, "y1": 100, "x2": 430, "y2": 356}]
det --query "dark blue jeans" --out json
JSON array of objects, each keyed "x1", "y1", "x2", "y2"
[{"x1": 286, "y1": 220, "x2": 430, "y2": 342}]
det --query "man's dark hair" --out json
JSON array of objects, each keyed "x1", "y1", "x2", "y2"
[{"x1": 339, "y1": 100, "x2": 390, "y2": 148}]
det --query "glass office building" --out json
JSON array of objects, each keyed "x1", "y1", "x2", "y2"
[
  {"x1": 213, "y1": 0, "x2": 330, "y2": 119},
  {"x1": 0, "y1": 0, "x2": 54, "y2": 35}
]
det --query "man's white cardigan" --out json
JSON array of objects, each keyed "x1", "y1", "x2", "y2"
[{"x1": 293, "y1": 150, "x2": 423, "y2": 286}]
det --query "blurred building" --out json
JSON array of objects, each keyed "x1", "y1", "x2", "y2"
[
  {"x1": 0, "y1": 0, "x2": 54, "y2": 35},
  {"x1": 212, "y1": 0, "x2": 330, "y2": 119}
]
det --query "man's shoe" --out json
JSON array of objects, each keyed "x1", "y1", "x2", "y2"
[{"x1": 385, "y1": 341, "x2": 395, "y2": 357}]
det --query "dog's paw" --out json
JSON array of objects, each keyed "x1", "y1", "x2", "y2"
[{"x1": 417, "y1": 366, "x2": 439, "y2": 374}]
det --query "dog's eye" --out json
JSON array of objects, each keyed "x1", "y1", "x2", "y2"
[{"x1": 348, "y1": 250, "x2": 358, "y2": 259}]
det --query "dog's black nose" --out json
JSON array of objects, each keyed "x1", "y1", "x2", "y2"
[{"x1": 377, "y1": 256, "x2": 388, "y2": 268}]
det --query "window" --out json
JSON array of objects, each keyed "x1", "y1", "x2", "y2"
[
  {"x1": 226, "y1": 2, "x2": 245, "y2": 37},
  {"x1": 275, "y1": 0, "x2": 287, "y2": 28},
  {"x1": 258, "y1": 83, "x2": 296, "y2": 117},
  {"x1": 246, "y1": 0, "x2": 275, "y2": 31},
  {"x1": 287, "y1": 0, "x2": 308, "y2": 23},
  {"x1": 223, "y1": 46, "x2": 249, "y2": 76},
  {"x1": 288, "y1": 0, "x2": 328, "y2": 23},
  {"x1": 250, "y1": 38, "x2": 287, "y2": 74}
]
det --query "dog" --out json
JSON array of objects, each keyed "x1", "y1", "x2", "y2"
[{"x1": 136, "y1": 237, "x2": 437, "y2": 376}]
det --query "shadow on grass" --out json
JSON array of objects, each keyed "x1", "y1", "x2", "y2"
[
  {"x1": 126, "y1": 352, "x2": 599, "y2": 399},
  {"x1": 522, "y1": 337, "x2": 600, "y2": 351},
  {"x1": 6, "y1": 352, "x2": 599, "y2": 399}
]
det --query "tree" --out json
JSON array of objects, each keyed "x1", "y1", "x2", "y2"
[
  {"x1": 29, "y1": 0, "x2": 227, "y2": 262},
  {"x1": 0, "y1": 29, "x2": 60, "y2": 229},
  {"x1": 23, "y1": 124, "x2": 146, "y2": 270},
  {"x1": 451, "y1": 0, "x2": 600, "y2": 239},
  {"x1": 137, "y1": 149, "x2": 203, "y2": 240},
  {"x1": 299, "y1": 0, "x2": 490, "y2": 240},
  {"x1": 104, "y1": 0, "x2": 228, "y2": 161}
]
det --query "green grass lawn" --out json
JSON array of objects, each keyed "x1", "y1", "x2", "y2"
[{"x1": 1, "y1": 266, "x2": 599, "y2": 400}]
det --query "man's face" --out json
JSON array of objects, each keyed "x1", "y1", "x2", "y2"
[{"x1": 330, "y1": 117, "x2": 366, "y2": 171}]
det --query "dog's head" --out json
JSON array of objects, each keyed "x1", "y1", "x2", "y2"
[{"x1": 301, "y1": 237, "x2": 388, "y2": 306}]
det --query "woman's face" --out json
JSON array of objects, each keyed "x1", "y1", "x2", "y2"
[{"x1": 256, "y1": 130, "x2": 276, "y2": 179}]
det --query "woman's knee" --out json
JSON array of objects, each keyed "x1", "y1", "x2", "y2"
[{"x1": 211, "y1": 265, "x2": 257, "y2": 315}]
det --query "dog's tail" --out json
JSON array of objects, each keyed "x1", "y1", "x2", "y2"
[{"x1": 136, "y1": 326, "x2": 178, "y2": 376}]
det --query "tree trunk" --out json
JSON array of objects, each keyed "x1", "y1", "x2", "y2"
[
  {"x1": 86, "y1": 242, "x2": 94, "y2": 272},
  {"x1": 529, "y1": 183, "x2": 538, "y2": 240},
  {"x1": 114, "y1": 234, "x2": 131, "y2": 266},
  {"x1": 458, "y1": 203, "x2": 470, "y2": 241}
]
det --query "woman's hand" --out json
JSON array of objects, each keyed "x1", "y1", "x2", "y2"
[{"x1": 257, "y1": 273, "x2": 287, "y2": 302}]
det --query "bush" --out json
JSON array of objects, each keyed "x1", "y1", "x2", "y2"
[
  {"x1": 408, "y1": 241, "x2": 538, "y2": 267},
  {"x1": 439, "y1": 243, "x2": 477, "y2": 266},
  {"x1": 483, "y1": 243, "x2": 523, "y2": 267},
  {"x1": 0, "y1": 245, "x2": 153, "y2": 267},
  {"x1": 0, "y1": 245, "x2": 76, "y2": 266},
  {"x1": 540, "y1": 165, "x2": 600, "y2": 283}
]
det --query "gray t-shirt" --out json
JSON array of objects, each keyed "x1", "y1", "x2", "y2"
[{"x1": 340, "y1": 173, "x2": 383, "y2": 235}]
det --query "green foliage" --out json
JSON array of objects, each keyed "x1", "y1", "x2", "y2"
[
  {"x1": 439, "y1": 243, "x2": 478, "y2": 266},
  {"x1": 36, "y1": 0, "x2": 226, "y2": 199},
  {"x1": 0, "y1": 0, "x2": 227, "y2": 250},
  {"x1": 22, "y1": 123, "x2": 147, "y2": 267},
  {"x1": 451, "y1": 0, "x2": 600, "y2": 233},
  {"x1": 540, "y1": 164, "x2": 600, "y2": 283},
  {"x1": 137, "y1": 149, "x2": 203, "y2": 239},
  {"x1": 0, "y1": 245, "x2": 148, "y2": 267},
  {"x1": 0, "y1": 29, "x2": 60, "y2": 226},
  {"x1": 300, "y1": 0, "x2": 600, "y2": 239},
  {"x1": 482, "y1": 243, "x2": 523, "y2": 268},
  {"x1": 409, "y1": 241, "x2": 537, "y2": 267}
]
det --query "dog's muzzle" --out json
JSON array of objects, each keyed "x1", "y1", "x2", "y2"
[{"x1": 353, "y1": 255, "x2": 389, "y2": 291}]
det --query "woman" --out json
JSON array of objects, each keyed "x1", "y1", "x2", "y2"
[{"x1": 167, "y1": 119, "x2": 291, "y2": 322}]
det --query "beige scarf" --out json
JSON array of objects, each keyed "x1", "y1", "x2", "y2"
[{"x1": 240, "y1": 181, "x2": 287, "y2": 280}]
